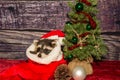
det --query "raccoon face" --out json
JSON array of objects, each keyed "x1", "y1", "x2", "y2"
[{"x1": 29, "y1": 39, "x2": 57, "y2": 58}]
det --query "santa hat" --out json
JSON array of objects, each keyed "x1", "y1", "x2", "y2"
[
  {"x1": 26, "y1": 30, "x2": 65, "y2": 64},
  {"x1": 41, "y1": 30, "x2": 65, "y2": 45}
]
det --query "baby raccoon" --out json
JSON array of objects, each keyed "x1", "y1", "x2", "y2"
[{"x1": 29, "y1": 39, "x2": 56, "y2": 58}]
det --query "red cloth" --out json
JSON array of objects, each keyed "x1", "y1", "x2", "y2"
[
  {"x1": 86, "y1": 61, "x2": 120, "y2": 80},
  {"x1": 0, "y1": 60, "x2": 120, "y2": 80},
  {"x1": 0, "y1": 59, "x2": 66, "y2": 80}
]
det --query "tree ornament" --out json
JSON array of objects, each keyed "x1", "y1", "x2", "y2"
[
  {"x1": 68, "y1": 54, "x2": 73, "y2": 59},
  {"x1": 65, "y1": 54, "x2": 73, "y2": 61},
  {"x1": 75, "y1": 3, "x2": 84, "y2": 12},
  {"x1": 68, "y1": 58, "x2": 93, "y2": 76},
  {"x1": 66, "y1": 21, "x2": 72, "y2": 26},
  {"x1": 71, "y1": 37, "x2": 78, "y2": 44},
  {"x1": 72, "y1": 66, "x2": 86, "y2": 80},
  {"x1": 81, "y1": 0, "x2": 92, "y2": 6},
  {"x1": 90, "y1": 19, "x2": 97, "y2": 29},
  {"x1": 77, "y1": 11, "x2": 97, "y2": 29},
  {"x1": 68, "y1": 43, "x2": 87, "y2": 50},
  {"x1": 86, "y1": 24, "x2": 92, "y2": 30},
  {"x1": 79, "y1": 32, "x2": 91, "y2": 38}
]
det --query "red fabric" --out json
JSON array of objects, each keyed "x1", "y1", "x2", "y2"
[
  {"x1": 0, "y1": 59, "x2": 66, "y2": 80},
  {"x1": 41, "y1": 30, "x2": 65, "y2": 38},
  {"x1": 86, "y1": 61, "x2": 120, "y2": 80},
  {"x1": 0, "y1": 60, "x2": 120, "y2": 80}
]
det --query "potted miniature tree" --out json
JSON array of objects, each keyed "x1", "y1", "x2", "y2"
[{"x1": 63, "y1": 0, "x2": 107, "y2": 79}]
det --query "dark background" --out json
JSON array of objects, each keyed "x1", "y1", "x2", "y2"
[{"x1": 0, "y1": 0, "x2": 120, "y2": 60}]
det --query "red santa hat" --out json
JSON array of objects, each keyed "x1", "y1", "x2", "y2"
[
  {"x1": 26, "y1": 30, "x2": 65, "y2": 65},
  {"x1": 41, "y1": 30, "x2": 65, "y2": 45},
  {"x1": 41, "y1": 30, "x2": 64, "y2": 38}
]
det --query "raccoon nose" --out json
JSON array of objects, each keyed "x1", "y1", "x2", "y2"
[{"x1": 38, "y1": 53, "x2": 41, "y2": 57}]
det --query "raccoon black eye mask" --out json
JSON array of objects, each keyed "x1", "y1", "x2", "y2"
[
  {"x1": 36, "y1": 44, "x2": 54, "y2": 57},
  {"x1": 29, "y1": 39, "x2": 56, "y2": 57}
]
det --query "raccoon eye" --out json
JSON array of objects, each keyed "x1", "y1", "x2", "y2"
[
  {"x1": 44, "y1": 49, "x2": 51, "y2": 55},
  {"x1": 51, "y1": 41, "x2": 56, "y2": 47},
  {"x1": 37, "y1": 47, "x2": 41, "y2": 52}
]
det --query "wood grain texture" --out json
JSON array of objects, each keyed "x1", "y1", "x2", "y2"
[
  {"x1": 0, "y1": 30, "x2": 120, "y2": 60},
  {"x1": 0, "y1": 30, "x2": 46, "y2": 59},
  {"x1": 0, "y1": 1, "x2": 69, "y2": 30},
  {"x1": 98, "y1": 0, "x2": 120, "y2": 32},
  {"x1": 0, "y1": 0, "x2": 120, "y2": 32},
  {"x1": 101, "y1": 32, "x2": 120, "y2": 60}
]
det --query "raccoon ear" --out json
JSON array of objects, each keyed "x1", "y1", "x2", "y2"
[
  {"x1": 51, "y1": 40, "x2": 57, "y2": 47},
  {"x1": 33, "y1": 40, "x2": 39, "y2": 45}
]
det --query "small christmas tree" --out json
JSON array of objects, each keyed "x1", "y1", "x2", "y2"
[{"x1": 63, "y1": 0, "x2": 107, "y2": 62}]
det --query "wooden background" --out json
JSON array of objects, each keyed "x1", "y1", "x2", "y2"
[{"x1": 0, "y1": 0, "x2": 120, "y2": 60}]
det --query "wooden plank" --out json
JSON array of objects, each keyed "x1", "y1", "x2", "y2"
[
  {"x1": 101, "y1": 32, "x2": 120, "y2": 60},
  {"x1": 0, "y1": 0, "x2": 120, "y2": 32},
  {"x1": 0, "y1": 30, "x2": 46, "y2": 59},
  {"x1": 0, "y1": 43, "x2": 28, "y2": 52},
  {"x1": 0, "y1": 52, "x2": 27, "y2": 60},
  {"x1": 98, "y1": 0, "x2": 120, "y2": 32},
  {"x1": 0, "y1": 1, "x2": 70, "y2": 30},
  {"x1": 0, "y1": 30, "x2": 120, "y2": 60},
  {"x1": 0, "y1": 30, "x2": 46, "y2": 44}
]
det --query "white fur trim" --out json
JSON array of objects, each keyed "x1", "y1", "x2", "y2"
[
  {"x1": 58, "y1": 37, "x2": 64, "y2": 45},
  {"x1": 26, "y1": 40, "x2": 63, "y2": 64},
  {"x1": 44, "y1": 35, "x2": 64, "y2": 45},
  {"x1": 56, "y1": 51, "x2": 63, "y2": 61},
  {"x1": 45, "y1": 35, "x2": 59, "y2": 39}
]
